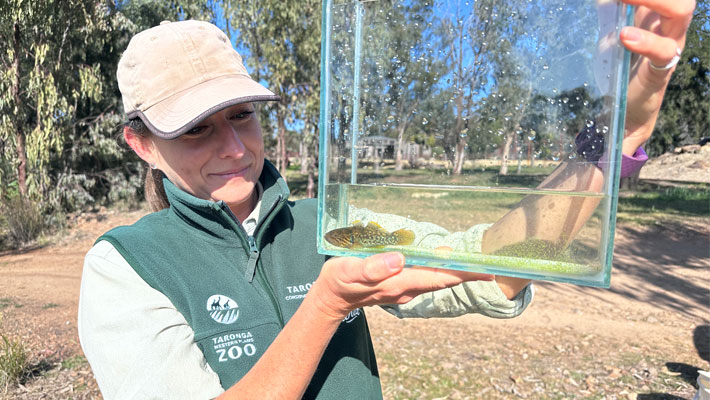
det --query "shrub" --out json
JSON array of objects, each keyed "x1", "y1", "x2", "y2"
[
  {"x1": 0, "y1": 333, "x2": 28, "y2": 388},
  {"x1": 0, "y1": 196, "x2": 45, "y2": 248}
]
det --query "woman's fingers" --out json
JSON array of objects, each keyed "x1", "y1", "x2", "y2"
[
  {"x1": 361, "y1": 252, "x2": 405, "y2": 282},
  {"x1": 618, "y1": 0, "x2": 695, "y2": 137},
  {"x1": 406, "y1": 265, "x2": 495, "y2": 283},
  {"x1": 619, "y1": 0, "x2": 695, "y2": 71},
  {"x1": 324, "y1": 253, "x2": 404, "y2": 286},
  {"x1": 317, "y1": 254, "x2": 496, "y2": 315},
  {"x1": 621, "y1": 27, "x2": 682, "y2": 72}
]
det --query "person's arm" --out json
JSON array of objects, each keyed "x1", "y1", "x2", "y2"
[
  {"x1": 82, "y1": 241, "x2": 491, "y2": 399},
  {"x1": 486, "y1": 0, "x2": 696, "y2": 299},
  {"x1": 218, "y1": 252, "x2": 492, "y2": 399},
  {"x1": 79, "y1": 241, "x2": 225, "y2": 399}
]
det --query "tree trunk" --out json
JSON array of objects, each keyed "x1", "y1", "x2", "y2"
[
  {"x1": 277, "y1": 108, "x2": 287, "y2": 174},
  {"x1": 12, "y1": 22, "x2": 28, "y2": 199},
  {"x1": 453, "y1": 138, "x2": 465, "y2": 175},
  {"x1": 395, "y1": 124, "x2": 405, "y2": 171},
  {"x1": 499, "y1": 131, "x2": 514, "y2": 176},
  {"x1": 306, "y1": 154, "x2": 315, "y2": 198},
  {"x1": 306, "y1": 132, "x2": 318, "y2": 198},
  {"x1": 528, "y1": 139, "x2": 533, "y2": 167},
  {"x1": 374, "y1": 145, "x2": 381, "y2": 173},
  {"x1": 299, "y1": 137, "x2": 308, "y2": 175}
]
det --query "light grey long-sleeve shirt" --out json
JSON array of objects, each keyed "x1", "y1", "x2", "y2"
[{"x1": 78, "y1": 201, "x2": 533, "y2": 399}]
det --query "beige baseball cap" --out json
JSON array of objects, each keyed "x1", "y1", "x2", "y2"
[{"x1": 117, "y1": 20, "x2": 280, "y2": 139}]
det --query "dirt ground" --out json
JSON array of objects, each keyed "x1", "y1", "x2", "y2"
[
  {"x1": 1, "y1": 144, "x2": 708, "y2": 399},
  {"x1": 0, "y1": 206, "x2": 707, "y2": 399}
]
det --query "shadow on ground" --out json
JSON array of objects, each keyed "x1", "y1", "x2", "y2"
[{"x1": 539, "y1": 220, "x2": 709, "y2": 321}]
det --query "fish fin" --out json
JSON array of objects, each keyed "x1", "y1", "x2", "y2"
[
  {"x1": 366, "y1": 221, "x2": 387, "y2": 231},
  {"x1": 392, "y1": 229, "x2": 415, "y2": 246}
]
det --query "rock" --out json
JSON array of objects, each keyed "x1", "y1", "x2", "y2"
[
  {"x1": 689, "y1": 160, "x2": 710, "y2": 169},
  {"x1": 675, "y1": 144, "x2": 701, "y2": 154}
]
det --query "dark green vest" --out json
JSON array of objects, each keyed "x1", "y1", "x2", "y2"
[{"x1": 98, "y1": 161, "x2": 382, "y2": 399}]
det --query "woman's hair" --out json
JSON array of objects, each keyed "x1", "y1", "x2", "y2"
[{"x1": 125, "y1": 118, "x2": 170, "y2": 212}]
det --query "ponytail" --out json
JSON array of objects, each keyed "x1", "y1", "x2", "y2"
[
  {"x1": 125, "y1": 118, "x2": 171, "y2": 211},
  {"x1": 144, "y1": 167, "x2": 170, "y2": 211}
]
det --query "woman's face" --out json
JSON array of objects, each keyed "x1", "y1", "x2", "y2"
[{"x1": 143, "y1": 103, "x2": 264, "y2": 213}]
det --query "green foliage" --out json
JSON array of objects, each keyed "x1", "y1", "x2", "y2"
[
  {"x1": 0, "y1": 0, "x2": 214, "y2": 249},
  {"x1": 60, "y1": 355, "x2": 87, "y2": 370},
  {"x1": 0, "y1": 333, "x2": 28, "y2": 388},
  {"x1": 0, "y1": 0, "x2": 707, "y2": 251},
  {"x1": 222, "y1": 0, "x2": 321, "y2": 171},
  {"x1": 651, "y1": 2, "x2": 710, "y2": 155},
  {"x1": 618, "y1": 184, "x2": 710, "y2": 217},
  {"x1": 0, "y1": 195, "x2": 45, "y2": 247}
]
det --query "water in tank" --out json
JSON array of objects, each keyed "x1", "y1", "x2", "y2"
[{"x1": 317, "y1": 0, "x2": 633, "y2": 287}]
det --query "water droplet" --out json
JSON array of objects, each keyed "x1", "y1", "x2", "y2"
[
  {"x1": 422, "y1": 118, "x2": 429, "y2": 125},
  {"x1": 542, "y1": 64, "x2": 549, "y2": 70},
  {"x1": 386, "y1": 115, "x2": 395, "y2": 123}
]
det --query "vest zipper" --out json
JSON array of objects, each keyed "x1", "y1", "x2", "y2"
[
  {"x1": 245, "y1": 235, "x2": 260, "y2": 282},
  {"x1": 251, "y1": 195, "x2": 286, "y2": 327},
  {"x1": 219, "y1": 198, "x2": 285, "y2": 328}
]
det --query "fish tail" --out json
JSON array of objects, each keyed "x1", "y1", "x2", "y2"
[{"x1": 391, "y1": 229, "x2": 415, "y2": 246}]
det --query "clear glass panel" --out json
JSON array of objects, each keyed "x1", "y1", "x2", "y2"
[{"x1": 318, "y1": 0, "x2": 633, "y2": 287}]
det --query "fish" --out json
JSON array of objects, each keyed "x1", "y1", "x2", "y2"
[{"x1": 325, "y1": 220, "x2": 415, "y2": 249}]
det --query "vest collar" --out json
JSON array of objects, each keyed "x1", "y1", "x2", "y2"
[{"x1": 163, "y1": 159, "x2": 290, "y2": 241}]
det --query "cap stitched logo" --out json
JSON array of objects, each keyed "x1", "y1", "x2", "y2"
[{"x1": 207, "y1": 294, "x2": 239, "y2": 324}]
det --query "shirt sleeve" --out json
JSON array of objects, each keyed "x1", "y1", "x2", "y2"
[
  {"x1": 335, "y1": 208, "x2": 535, "y2": 320},
  {"x1": 78, "y1": 240, "x2": 225, "y2": 399},
  {"x1": 383, "y1": 223, "x2": 534, "y2": 319},
  {"x1": 380, "y1": 280, "x2": 534, "y2": 319}
]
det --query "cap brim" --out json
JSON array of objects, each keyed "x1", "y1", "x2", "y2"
[{"x1": 130, "y1": 74, "x2": 280, "y2": 139}]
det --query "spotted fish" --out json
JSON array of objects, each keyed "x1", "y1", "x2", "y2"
[{"x1": 325, "y1": 220, "x2": 415, "y2": 249}]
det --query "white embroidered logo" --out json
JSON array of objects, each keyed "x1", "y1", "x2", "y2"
[
  {"x1": 207, "y1": 295, "x2": 239, "y2": 324},
  {"x1": 343, "y1": 308, "x2": 362, "y2": 324}
]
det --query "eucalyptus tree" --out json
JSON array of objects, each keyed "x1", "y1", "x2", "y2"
[
  {"x1": 0, "y1": 0, "x2": 115, "y2": 206},
  {"x1": 651, "y1": 1, "x2": 710, "y2": 155},
  {"x1": 222, "y1": 0, "x2": 322, "y2": 174},
  {"x1": 434, "y1": 0, "x2": 512, "y2": 175},
  {"x1": 355, "y1": 0, "x2": 443, "y2": 171},
  {"x1": 486, "y1": 1, "x2": 601, "y2": 175}
]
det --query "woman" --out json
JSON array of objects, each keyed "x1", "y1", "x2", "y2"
[{"x1": 78, "y1": 1, "x2": 695, "y2": 398}]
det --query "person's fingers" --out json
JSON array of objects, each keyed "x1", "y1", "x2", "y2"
[
  {"x1": 406, "y1": 265, "x2": 494, "y2": 282},
  {"x1": 326, "y1": 253, "x2": 403, "y2": 285},
  {"x1": 378, "y1": 266, "x2": 493, "y2": 300},
  {"x1": 361, "y1": 252, "x2": 404, "y2": 282},
  {"x1": 625, "y1": 0, "x2": 695, "y2": 49},
  {"x1": 620, "y1": 27, "x2": 682, "y2": 73},
  {"x1": 621, "y1": 0, "x2": 695, "y2": 19}
]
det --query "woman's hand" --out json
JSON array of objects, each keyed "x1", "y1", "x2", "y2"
[
  {"x1": 309, "y1": 252, "x2": 494, "y2": 320},
  {"x1": 619, "y1": 0, "x2": 695, "y2": 155}
]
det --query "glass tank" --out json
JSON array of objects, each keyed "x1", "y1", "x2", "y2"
[{"x1": 317, "y1": 0, "x2": 633, "y2": 287}]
